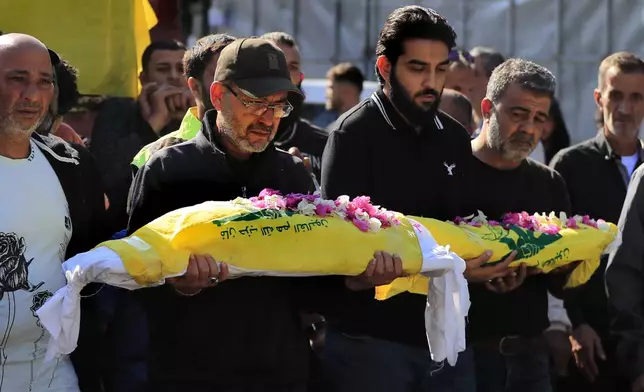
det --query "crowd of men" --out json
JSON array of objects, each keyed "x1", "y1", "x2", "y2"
[{"x1": 2, "y1": 4, "x2": 644, "y2": 392}]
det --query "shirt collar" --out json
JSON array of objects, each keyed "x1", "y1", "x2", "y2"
[
  {"x1": 595, "y1": 131, "x2": 644, "y2": 161},
  {"x1": 370, "y1": 88, "x2": 444, "y2": 134}
]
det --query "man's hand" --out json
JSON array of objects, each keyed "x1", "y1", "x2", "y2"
[
  {"x1": 485, "y1": 262, "x2": 539, "y2": 293},
  {"x1": 544, "y1": 329, "x2": 573, "y2": 376},
  {"x1": 139, "y1": 83, "x2": 188, "y2": 133},
  {"x1": 464, "y1": 250, "x2": 517, "y2": 283},
  {"x1": 345, "y1": 251, "x2": 403, "y2": 291},
  {"x1": 550, "y1": 260, "x2": 582, "y2": 275},
  {"x1": 288, "y1": 147, "x2": 312, "y2": 173},
  {"x1": 570, "y1": 323, "x2": 606, "y2": 382},
  {"x1": 166, "y1": 90, "x2": 195, "y2": 120},
  {"x1": 632, "y1": 373, "x2": 644, "y2": 392},
  {"x1": 167, "y1": 254, "x2": 230, "y2": 296}
]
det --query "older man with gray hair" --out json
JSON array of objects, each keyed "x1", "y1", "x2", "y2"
[{"x1": 467, "y1": 58, "x2": 575, "y2": 391}]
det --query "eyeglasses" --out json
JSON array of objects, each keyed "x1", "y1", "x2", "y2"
[{"x1": 224, "y1": 85, "x2": 293, "y2": 118}]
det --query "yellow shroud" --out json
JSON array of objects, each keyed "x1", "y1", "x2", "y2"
[{"x1": 99, "y1": 201, "x2": 618, "y2": 300}]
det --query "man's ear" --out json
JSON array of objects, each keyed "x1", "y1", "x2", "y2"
[
  {"x1": 481, "y1": 98, "x2": 494, "y2": 121},
  {"x1": 139, "y1": 71, "x2": 147, "y2": 85},
  {"x1": 376, "y1": 55, "x2": 392, "y2": 85},
  {"x1": 210, "y1": 82, "x2": 225, "y2": 111},
  {"x1": 187, "y1": 77, "x2": 201, "y2": 101},
  {"x1": 594, "y1": 88, "x2": 602, "y2": 108}
]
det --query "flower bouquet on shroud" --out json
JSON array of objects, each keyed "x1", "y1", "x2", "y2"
[{"x1": 36, "y1": 189, "x2": 620, "y2": 367}]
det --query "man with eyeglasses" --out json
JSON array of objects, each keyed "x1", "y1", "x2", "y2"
[{"x1": 127, "y1": 37, "x2": 401, "y2": 392}]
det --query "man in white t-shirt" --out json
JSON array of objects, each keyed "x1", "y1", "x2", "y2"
[
  {"x1": 550, "y1": 52, "x2": 644, "y2": 391},
  {"x1": 0, "y1": 33, "x2": 108, "y2": 392}
]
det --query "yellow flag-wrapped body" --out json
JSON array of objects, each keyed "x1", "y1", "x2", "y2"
[
  {"x1": 100, "y1": 192, "x2": 618, "y2": 295},
  {"x1": 376, "y1": 211, "x2": 619, "y2": 300},
  {"x1": 36, "y1": 190, "x2": 620, "y2": 367}
]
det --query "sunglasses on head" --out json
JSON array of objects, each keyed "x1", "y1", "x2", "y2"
[{"x1": 448, "y1": 49, "x2": 474, "y2": 64}]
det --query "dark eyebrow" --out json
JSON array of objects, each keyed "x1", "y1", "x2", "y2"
[
  {"x1": 407, "y1": 59, "x2": 428, "y2": 67},
  {"x1": 407, "y1": 59, "x2": 450, "y2": 67},
  {"x1": 155, "y1": 62, "x2": 172, "y2": 68}
]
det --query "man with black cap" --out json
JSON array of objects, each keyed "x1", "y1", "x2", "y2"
[
  {"x1": 0, "y1": 33, "x2": 107, "y2": 392},
  {"x1": 127, "y1": 37, "x2": 401, "y2": 392}
]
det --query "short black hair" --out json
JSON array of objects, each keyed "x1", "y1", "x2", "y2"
[
  {"x1": 327, "y1": 62, "x2": 364, "y2": 93},
  {"x1": 375, "y1": 6, "x2": 457, "y2": 84},
  {"x1": 141, "y1": 40, "x2": 187, "y2": 72},
  {"x1": 260, "y1": 32, "x2": 297, "y2": 48},
  {"x1": 183, "y1": 34, "x2": 236, "y2": 81},
  {"x1": 55, "y1": 59, "x2": 79, "y2": 116}
]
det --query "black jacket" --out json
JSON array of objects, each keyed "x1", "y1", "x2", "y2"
[
  {"x1": 274, "y1": 118, "x2": 328, "y2": 184},
  {"x1": 31, "y1": 133, "x2": 109, "y2": 392},
  {"x1": 321, "y1": 89, "x2": 474, "y2": 348},
  {"x1": 551, "y1": 132, "x2": 644, "y2": 341},
  {"x1": 606, "y1": 164, "x2": 644, "y2": 382},
  {"x1": 90, "y1": 97, "x2": 179, "y2": 233},
  {"x1": 126, "y1": 110, "x2": 343, "y2": 390}
]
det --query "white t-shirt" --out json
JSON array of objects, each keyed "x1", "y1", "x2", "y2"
[
  {"x1": 0, "y1": 141, "x2": 78, "y2": 391},
  {"x1": 621, "y1": 153, "x2": 639, "y2": 178},
  {"x1": 529, "y1": 141, "x2": 546, "y2": 164}
]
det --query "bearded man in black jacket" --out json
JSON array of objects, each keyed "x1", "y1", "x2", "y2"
[{"x1": 127, "y1": 37, "x2": 401, "y2": 392}]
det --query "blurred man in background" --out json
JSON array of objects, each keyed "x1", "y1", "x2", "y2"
[
  {"x1": 470, "y1": 46, "x2": 505, "y2": 128},
  {"x1": 313, "y1": 62, "x2": 364, "y2": 129},
  {"x1": 261, "y1": 31, "x2": 329, "y2": 184},
  {"x1": 553, "y1": 51, "x2": 644, "y2": 392},
  {"x1": 91, "y1": 40, "x2": 193, "y2": 232},
  {"x1": 440, "y1": 88, "x2": 476, "y2": 135}
]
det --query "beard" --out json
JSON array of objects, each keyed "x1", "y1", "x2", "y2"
[
  {"x1": 218, "y1": 101, "x2": 274, "y2": 154},
  {"x1": 388, "y1": 67, "x2": 442, "y2": 126},
  {"x1": 0, "y1": 112, "x2": 42, "y2": 139},
  {"x1": 486, "y1": 114, "x2": 535, "y2": 162}
]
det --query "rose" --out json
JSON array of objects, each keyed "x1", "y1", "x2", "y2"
[{"x1": 0, "y1": 232, "x2": 24, "y2": 261}]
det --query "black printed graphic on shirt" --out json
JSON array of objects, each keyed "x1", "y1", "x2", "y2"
[{"x1": 0, "y1": 232, "x2": 45, "y2": 390}]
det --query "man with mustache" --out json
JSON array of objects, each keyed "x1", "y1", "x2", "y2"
[
  {"x1": 320, "y1": 6, "x2": 517, "y2": 392},
  {"x1": 127, "y1": 37, "x2": 400, "y2": 391},
  {"x1": 0, "y1": 33, "x2": 108, "y2": 391},
  {"x1": 469, "y1": 58, "x2": 574, "y2": 391},
  {"x1": 551, "y1": 52, "x2": 644, "y2": 391}
]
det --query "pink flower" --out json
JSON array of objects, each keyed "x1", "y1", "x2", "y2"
[
  {"x1": 286, "y1": 195, "x2": 304, "y2": 208},
  {"x1": 566, "y1": 218, "x2": 579, "y2": 229},
  {"x1": 540, "y1": 224, "x2": 560, "y2": 235},
  {"x1": 315, "y1": 203, "x2": 333, "y2": 217},
  {"x1": 259, "y1": 189, "x2": 281, "y2": 198},
  {"x1": 453, "y1": 217, "x2": 466, "y2": 225},
  {"x1": 352, "y1": 217, "x2": 370, "y2": 232},
  {"x1": 488, "y1": 220, "x2": 500, "y2": 226},
  {"x1": 502, "y1": 213, "x2": 520, "y2": 226}
]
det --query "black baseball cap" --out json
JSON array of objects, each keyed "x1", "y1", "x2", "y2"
[{"x1": 215, "y1": 37, "x2": 303, "y2": 100}]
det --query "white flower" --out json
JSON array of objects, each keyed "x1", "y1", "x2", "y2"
[
  {"x1": 336, "y1": 195, "x2": 350, "y2": 211},
  {"x1": 558, "y1": 211, "x2": 568, "y2": 223},
  {"x1": 597, "y1": 220, "x2": 610, "y2": 231},
  {"x1": 333, "y1": 210, "x2": 347, "y2": 219},
  {"x1": 368, "y1": 217, "x2": 382, "y2": 232},
  {"x1": 297, "y1": 200, "x2": 316, "y2": 216},
  {"x1": 471, "y1": 210, "x2": 488, "y2": 225},
  {"x1": 355, "y1": 210, "x2": 370, "y2": 221}
]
